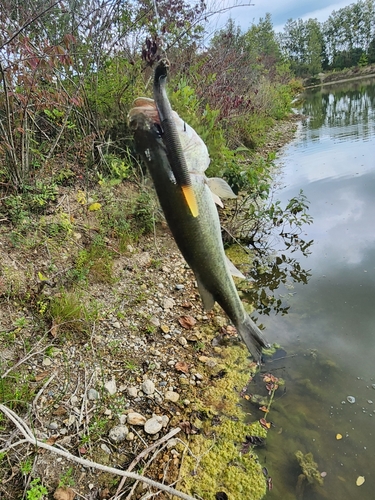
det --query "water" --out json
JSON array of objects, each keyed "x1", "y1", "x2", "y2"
[{"x1": 251, "y1": 79, "x2": 375, "y2": 499}]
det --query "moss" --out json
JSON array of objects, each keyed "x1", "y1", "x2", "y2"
[
  {"x1": 179, "y1": 344, "x2": 267, "y2": 499},
  {"x1": 295, "y1": 451, "x2": 323, "y2": 486}
]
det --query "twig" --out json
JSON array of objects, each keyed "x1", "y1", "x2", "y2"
[
  {"x1": 114, "y1": 427, "x2": 181, "y2": 500},
  {"x1": 0, "y1": 405, "x2": 195, "y2": 500},
  {"x1": 32, "y1": 372, "x2": 57, "y2": 409}
]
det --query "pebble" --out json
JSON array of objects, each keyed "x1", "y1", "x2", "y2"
[
  {"x1": 164, "y1": 391, "x2": 180, "y2": 402},
  {"x1": 161, "y1": 415, "x2": 169, "y2": 428},
  {"x1": 87, "y1": 388, "x2": 100, "y2": 401},
  {"x1": 142, "y1": 379, "x2": 155, "y2": 395},
  {"x1": 144, "y1": 416, "x2": 163, "y2": 435},
  {"x1": 347, "y1": 396, "x2": 356, "y2": 404},
  {"x1": 372, "y1": 384, "x2": 375, "y2": 390},
  {"x1": 42, "y1": 358, "x2": 52, "y2": 366},
  {"x1": 112, "y1": 321, "x2": 121, "y2": 329},
  {"x1": 162, "y1": 298, "x2": 175, "y2": 309},
  {"x1": 127, "y1": 412, "x2": 146, "y2": 426},
  {"x1": 178, "y1": 337, "x2": 188, "y2": 347},
  {"x1": 175, "y1": 284, "x2": 184, "y2": 290},
  {"x1": 126, "y1": 432, "x2": 135, "y2": 441},
  {"x1": 127, "y1": 386, "x2": 138, "y2": 398},
  {"x1": 109, "y1": 425, "x2": 129, "y2": 443},
  {"x1": 48, "y1": 422, "x2": 58, "y2": 430},
  {"x1": 101, "y1": 443, "x2": 112, "y2": 455},
  {"x1": 70, "y1": 395, "x2": 79, "y2": 405},
  {"x1": 368, "y1": 400, "x2": 373, "y2": 404},
  {"x1": 104, "y1": 378, "x2": 117, "y2": 395}
]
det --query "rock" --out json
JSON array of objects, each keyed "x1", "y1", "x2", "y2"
[
  {"x1": 109, "y1": 425, "x2": 129, "y2": 443},
  {"x1": 48, "y1": 422, "x2": 58, "y2": 430},
  {"x1": 164, "y1": 391, "x2": 180, "y2": 402},
  {"x1": 87, "y1": 388, "x2": 100, "y2": 401},
  {"x1": 126, "y1": 244, "x2": 134, "y2": 253},
  {"x1": 161, "y1": 415, "x2": 169, "y2": 428},
  {"x1": 142, "y1": 379, "x2": 155, "y2": 395},
  {"x1": 178, "y1": 337, "x2": 188, "y2": 347},
  {"x1": 136, "y1": 252, "x2": 151, "y2": 267},
  {"x1": 127, "y1": 386, "x2": 138, "y2": 398},
  {"x1": 347, "y1": 396, "x2": 356, "y2": 404},
  {"x1": 144, "y1": 416, "x2": 163, "y2": 435},
  {"x1": 127, "y1": 412, "x2": 146, "y2": 426},
  {"x1": 101, "y1": 443, "x2": 112, "y2": 455},
  {"x1": 42, "y1": 358, "x2": 52, "y2": 366},
  {"x1": 150, "y1": 316, "x2": 160, "y2": 327},
  {"x1": 126, "y1": 432, "x2": 135, "y2": 441},
  {"x1": 162, "y1": 297, "x2": 175, "y2": 309},
  {"x1": 104, "y1": 378, "x2": 117, "y2": 395},
  {"x1": 175, "y1": 284, "x2": 184, "y2": 290},
  {"x1": 112, "y1": 321, "x2": 121, "y2": 329},
  {"x1": 70, "y1": 395, "x2": 79, "y2": 405}
]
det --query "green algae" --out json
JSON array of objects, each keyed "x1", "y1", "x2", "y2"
[
  {"x1": 295, "y1": 451, "x2": 323, "y2": 486},
  {"x1": 179, "y1": 344, "x2": 267, "y2": 500}
]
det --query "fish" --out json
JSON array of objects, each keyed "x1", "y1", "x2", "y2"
[{"x1": 128, "y1": 68, "x2": 268, "y2": 359}]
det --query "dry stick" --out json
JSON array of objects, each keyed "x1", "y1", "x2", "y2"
[
  {"x1": 114, "y1": 427, "x2": 181, "y2": 499},
  {"x1": 0, "y1": 405, "x2": 194, "y2": 500}
]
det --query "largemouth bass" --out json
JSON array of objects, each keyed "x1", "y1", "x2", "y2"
[{"x1": 128, "y1": 67, "x2": 268, "y2": 358}]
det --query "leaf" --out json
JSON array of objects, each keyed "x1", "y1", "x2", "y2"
[
  {"x1": 259, "y1": 418, "x2": 271, "y2": 429},
  {"x1": 88, "y1": 202, "x2": 102, "y2": 211},
  {"x1": 356, "y1": 476, "x2": 365, "y2": 486},
  {"x1": 38, "y1": 271, "x2": 48, "y2": 281},
  {"x1": 35, "y1": 370, "x2": 51, "y2": 382},
  {"x1": 53, "y1": 486, "x2": 75, "y2": 500},
  {"x1": 76, "y1": 190, "x2": 87, "y2": 205},
  {"x1": 336, "y1": 433, "x2": 342, "y2": 440},
  {"x1": 175, "y1": 361, "x2": 189, "y2": 374},
  {"x1": 178, "y1": 315, "x2": 196, "y2": 329}
]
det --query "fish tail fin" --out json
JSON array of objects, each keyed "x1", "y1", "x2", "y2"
[{"x1": 237, "y1": 315, "x2": 268, "y2": 360}]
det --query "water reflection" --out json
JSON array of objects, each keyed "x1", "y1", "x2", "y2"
[{"x1": 250, "y1": 78, "x2": 375, "y2": 500}]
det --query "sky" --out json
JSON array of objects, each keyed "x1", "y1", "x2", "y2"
[{"x1": 206, "y1": 0, "x2": 359, "y2": 33}]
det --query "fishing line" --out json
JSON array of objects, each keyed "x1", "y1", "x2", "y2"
[{"x1": 152, "y1": 0, "x2": 166, "y2": 57}]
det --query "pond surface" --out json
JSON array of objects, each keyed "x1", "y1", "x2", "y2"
[{"x1": 252, "y1": 78, "x2": 375, "y2": 499}]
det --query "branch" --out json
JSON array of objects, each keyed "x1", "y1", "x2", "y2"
[
  {"x1": 0, "y1": 405, "x2": 196, "y2": 500},
  {"x1": 0, "y1": 1, "x2": 61, "y2": 50}
]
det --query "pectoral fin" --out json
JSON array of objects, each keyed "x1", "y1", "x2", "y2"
[
  {"x1": 196, "y1": 277, "x2": 215, "y2": 311},
  {"x1": 207, "y1": 177, "x2": 237, "y2": 199}
]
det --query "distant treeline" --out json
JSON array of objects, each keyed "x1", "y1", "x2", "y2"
[{"x1": 278, "y1": 0, "x2": 375, "y2": 75}]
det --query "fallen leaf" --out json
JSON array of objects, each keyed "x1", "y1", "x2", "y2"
[
  {"x1": 181, "y1": 302, "x2": 193, "y2": 309},
  {"x1": 175, "y1": 361, "x2": 189, "y2": 374},
  {"x1": 54, "y1": 486, "x2": 75, "y2": 500},
  {"x1": 88, "y1": 202, "x2": 101, "y2": 211},
  {"x1": 76, "y1": 189, "x2": 86, "y2": 205},
  {"x1": 178, "y1": 315, "x2": 196, "y2": 329},
  {"x1": 356, "y1": 476, "x2": 365, "y2": 486},
  {"x1": 51, "y1": 320, "x2": 59, "y2": 338},
  {"x1": 259, "y1": 418, "x2": 271, "y2": 430},
  {"x1": 35, "y1": 370, "x2": 51, "y2": 382},
  {"x1": 46, "y1": 436, "x2": 59, "y2": 446},
  {"x1": 38, "y1": 271, "x2": 49, "y2": 281},
  {"x1": 336, "y1": 433, "x2": 343, "y2": 440},
  {"x1": 259, "y1": 406, "x2": 269, "y2": 413}
]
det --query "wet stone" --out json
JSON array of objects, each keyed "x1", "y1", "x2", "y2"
[{"x1": 347, "y1": 396, "x2": 356, "y2": 404}]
